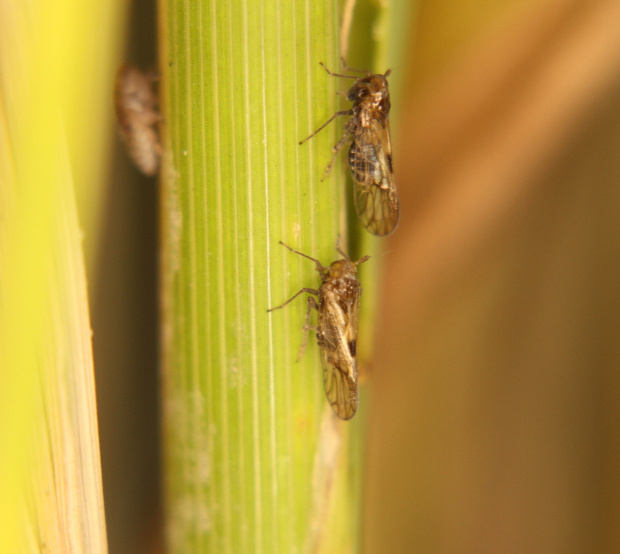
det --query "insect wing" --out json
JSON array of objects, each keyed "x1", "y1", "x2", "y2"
[
  {"x1": 350, "y1": 119, "x2": 400, "y2": 236},
  {"x1": 318, "y1": 285, "x2": 360, "y2": 420}
]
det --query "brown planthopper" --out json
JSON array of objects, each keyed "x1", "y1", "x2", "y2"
[
  {"x1": 268, "y1": 241, "x2": 370, "y2": 420},
  {"x1": 300, "y1": 60, "x2": 400, "y2": 236},
  {"x1": 114, "y1": 63, "x2": 162, "y2": 176}
]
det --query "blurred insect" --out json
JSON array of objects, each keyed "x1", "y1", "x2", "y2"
[
  {"x1": 114, "y1": 63, "x2": 162, "y2": 176},
  {"x1": 268, "y1": 241, "x2": 370, "y2": 420},
  {"x1": 300, "y1": 61, "x2": 400, "y2": 236}
]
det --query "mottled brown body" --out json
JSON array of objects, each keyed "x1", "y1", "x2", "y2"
[
  {"x1": 300, "y1": 63, "x2": 400, "y2": 236},
  {"x1": 268, "y1": 242, "x2": 369, "y2": 420},
  {"x1": 114, "y1": 64, "x2": 161, "y2": 176}
]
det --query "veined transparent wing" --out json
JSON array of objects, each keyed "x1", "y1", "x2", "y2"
[
  {"x1": 349, "y1": 119, "x2": 400, "y2": 236},
  {"x1": 318, "y1": 287, "x2": 360, "y2": 420}
]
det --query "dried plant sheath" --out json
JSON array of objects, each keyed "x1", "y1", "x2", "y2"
[
  {"x1": 268, "y1": 242, "x2": 370, "y2": 420},
  {"x1": 114, "y1": 64, "x2": 161, "y2": 176},
  {"x1": 300, "y1": 63, "x2": 400, "y2": 236}
]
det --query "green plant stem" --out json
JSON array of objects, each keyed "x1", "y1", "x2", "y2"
[{"x1": 159, "y1": 1, "x2": 369, "y2": 552}]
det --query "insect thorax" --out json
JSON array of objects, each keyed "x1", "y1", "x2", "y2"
[
  {"x1": 321, "y1": 275, "x2": 359, "y2": 304},
  {"x1": 348, "y1": 75, "x2": 391, "y2": 126}
]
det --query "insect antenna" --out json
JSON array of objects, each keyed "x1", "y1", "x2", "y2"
[
  {"x1": 354, "y1": 255, "x2": 371, "y2": 267},
  {"x1": 334, "y1": 239, "x2": 370, "y2": 267}
]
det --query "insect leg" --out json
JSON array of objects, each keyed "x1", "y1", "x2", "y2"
[
  {"x1": 297, "y1": 296, "x2": 320, "y2": 361},
  {"x1": 278, "y1": 241, "x2": 333, "y2": 276},
  {"x1": 267, "y1": 288, "x2": 318, "y2": 312},
  {"x1": 339, "y1": 57, "x2": 369, "y2": 74},
  {"x1": 321, "y1": 130, "x2": 352, "y2": 181},
  {"x1": 278, "y1": 241, "x2": 322, "y2": 265},
  {"x1": 319, "y1": 61, "x2": 359, "y2": 79},
  {"x1": 299, "y1": 110, "x2": 352, "y2": 145}
]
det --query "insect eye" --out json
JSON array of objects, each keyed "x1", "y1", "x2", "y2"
[
  {"x1": 347, "y1": 85, "x2": 369, "y2": 102},
  {"x1": 378, "y1": 96, "x2": 390, "y2": 114}
]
